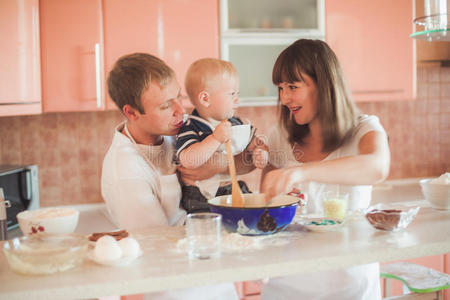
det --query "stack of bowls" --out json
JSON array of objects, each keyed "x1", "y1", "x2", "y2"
[{"x1": 420, "y1": 179, "x2": 450, "y2": 210}]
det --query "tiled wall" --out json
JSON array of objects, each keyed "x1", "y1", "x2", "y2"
[{"x1": 0, "y1": 66, "x2": 448, "y2": 206}]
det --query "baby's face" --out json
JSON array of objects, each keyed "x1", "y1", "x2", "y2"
[{"x1": 207, "y1": 76, "x2": 240, "y2": 121}]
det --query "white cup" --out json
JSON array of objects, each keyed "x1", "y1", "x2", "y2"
[{"x1": 186, "y1": 213, "x2": 221, "y2": 260}]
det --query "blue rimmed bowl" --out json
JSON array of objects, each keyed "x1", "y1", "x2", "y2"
[{"x1": 208, "y1": 194, "x2": 299, "y2": 236}]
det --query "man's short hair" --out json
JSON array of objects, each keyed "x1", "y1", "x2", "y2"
[{"x1": 107, "y1": 53, "x2": 175, "y2": 113}]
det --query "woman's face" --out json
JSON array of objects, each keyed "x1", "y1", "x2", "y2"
[
  {"x1": 277, "y1": 73, "x2": 319, "y2": 126},
  {"x1": 137, "y1": 77, "x2": 185, "y2": 141}
]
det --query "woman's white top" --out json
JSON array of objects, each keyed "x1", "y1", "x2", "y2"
[
  {"x1": 101, "y1": 122, "x2": 186, "y2": 229},
  {"x1": 262, "y1": 114, "x2": 387, "y2": 300}
]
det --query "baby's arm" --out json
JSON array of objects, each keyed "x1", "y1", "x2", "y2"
[{"x1": 179, "y1": 121, "x2": 231, "y2": 169}]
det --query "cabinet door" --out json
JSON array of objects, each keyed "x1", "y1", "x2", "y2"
[
  {"x1": 326, "y1": 0, "x2": 415, "y2": 102},
  {"x1": 103, "y1": 0, "x2": 219, "y2": 110},
  {"x1": 0, "y1": 0, "x2": 41, "y2": 116},
  {"x1": 40, "y1": 0, "x2": 104, "y2": 112}
]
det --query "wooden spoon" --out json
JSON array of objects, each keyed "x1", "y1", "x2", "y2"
[{"x1": 225, "y1": 140, "x2": 244, "y2": 207}]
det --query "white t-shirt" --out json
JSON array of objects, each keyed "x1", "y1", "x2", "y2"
[
  {"x1": 101, "y1": 122, "x2": 239, "y2": 300},
  {"x1": 262, "y1": 114, "x2": 387, "y2": 300},
  {"x1": 101, "y1": 122, "x2": 186, "y2": 229}
]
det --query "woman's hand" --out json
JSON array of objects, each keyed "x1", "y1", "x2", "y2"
[{"x1": 261, "y1": 166, "x2": 304, "y2": 201}]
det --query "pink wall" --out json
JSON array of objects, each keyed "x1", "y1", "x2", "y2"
[{"x1": 0, "y1": 66, "x2": 448, "y2": 206}]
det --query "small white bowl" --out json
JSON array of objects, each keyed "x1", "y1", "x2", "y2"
[
  {"x1": 420, "y1": 179, "x2": 450, "y2": 210},
  {"x1": 17, "y1": 207, "x2": 80, "y2": 235}
]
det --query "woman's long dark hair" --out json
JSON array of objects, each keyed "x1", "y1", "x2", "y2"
[{"x1": 272, "y1": 39, "x2": 358, "y2": 153}]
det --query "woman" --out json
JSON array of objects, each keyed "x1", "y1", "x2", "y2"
[
  {"x1": 260, "y1": 39, "x2": 390, "y2": 299},
  {"x1": 102, "y1": 53, "x2": 238, "y2": 300}
]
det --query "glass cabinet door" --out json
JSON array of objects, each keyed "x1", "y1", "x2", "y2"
[
  {"x1": 221, "y1": 0, "x2": 324, "y2": 34},
  {"x1": 220, "y1": 0, "x2": 325, "y2": 106},
  {"x1": 223, "y1": 41, "x2": 293, "y2": 105}
]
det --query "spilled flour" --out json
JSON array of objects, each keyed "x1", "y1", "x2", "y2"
[{"x1": 176, "y1": 229, "x2": 302, "y2": 253}]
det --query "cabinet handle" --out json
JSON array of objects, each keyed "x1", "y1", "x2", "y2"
[{"x1": 95, "y1": 43, "x2": 103, "y2": 108}]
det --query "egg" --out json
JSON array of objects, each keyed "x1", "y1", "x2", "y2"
[
  {"x1": 94, "y1": 235, "x2": 122, "y2": 261},
  {"x1": 118, "y1": 237, "x2": 140, "y2": 257}
]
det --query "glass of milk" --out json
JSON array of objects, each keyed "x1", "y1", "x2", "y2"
[
  {"x1": 186, "y1": 213, "x2": 222, "y2": 260},
  {"x1": 322, "y1": 192, "x2": 349, "y2": 220}
]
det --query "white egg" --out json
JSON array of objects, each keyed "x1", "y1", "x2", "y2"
[
  {"x1": 118, "y1": 237, "x2": 140, "y2": 257},
  {"x1": 94, "y1": 235, "x2": 122, "y2": 260}
]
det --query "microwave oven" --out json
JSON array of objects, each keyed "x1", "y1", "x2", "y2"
[{"x1": 0, "y1": 165, "x2": 39, "y2": 230}]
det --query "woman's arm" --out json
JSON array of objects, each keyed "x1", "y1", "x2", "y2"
[{"x1": 261, "y1": 131, "x2": 390, "y2": 199}]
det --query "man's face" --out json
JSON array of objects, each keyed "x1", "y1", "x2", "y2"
[{"x1": 135, "y1": 78, "x2": 185, "y2": 142}]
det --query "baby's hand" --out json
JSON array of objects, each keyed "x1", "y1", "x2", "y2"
[
  {"x1": 212, "y1": 120, "x2": 232, "y2": 143},
  {"x1": 253, "y1": 148, "x2": 269, "y2": 169}
]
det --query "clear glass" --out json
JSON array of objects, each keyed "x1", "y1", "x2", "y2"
[
  {"x1": 365, "y1": 204, "x2": 420, "y2": 232},
  {"x1": 3, "y1": 233, "x2": 88, "y2": 275},
  {"x1": 227, "y1": 0, "x2": 318, "y2": 30},
  {"x1": 229, "y1": 44, "x2": 289, "y2": 98},
  {"x1": 322, "y1": 192, "x2": 349, "y2": 220},
  {"x1": 186, "y1": 213, "x2": 222, "y2": 259}
]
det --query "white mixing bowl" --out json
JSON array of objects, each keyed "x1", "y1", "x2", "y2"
[
  {"x1": 420, "y1": 179, "x2": 450, "y2": 210},
  {"x1": 17, "y1": 207, "x2": 80, "y2": 235}
]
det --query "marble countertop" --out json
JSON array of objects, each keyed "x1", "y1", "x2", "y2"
[{"x1": 1, "y1": 178, "x2": 449, "y2": 299}]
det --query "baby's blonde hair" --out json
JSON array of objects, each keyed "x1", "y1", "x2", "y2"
[{"x1": 185, "y1": 58, "x2": 238, "y2": 104}]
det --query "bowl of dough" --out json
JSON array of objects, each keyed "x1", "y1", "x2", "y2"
[
  {"x1": 2, "y1": 233, "x2": 88, "y2": 275},
  {"x1": 208, "y1": 193, "x2": 299, "y2": 236},
  {"x1": 17, "y1": 207, "x2": 79, "y2": 236},
  {"x1": 420, "y1": 173, "x2": 450, "y2": 210}
]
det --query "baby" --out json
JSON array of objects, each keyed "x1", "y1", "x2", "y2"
[{"x1": 176, "y1": 58, "x2": 268, "y2": 213}]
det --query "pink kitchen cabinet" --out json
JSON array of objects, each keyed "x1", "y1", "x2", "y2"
[
  {"x1": 39, "y1": 0, "x2": 218, "y2": 113},
  {"x1": 0, "y1": 0, "x2": 42, "y2": 116},
  {"x1": 102, "y1": 0, "x2": 219, "y2": 110},
  {"x1": 40, "y1": 0, "x2": 105, "y2": 112},
  {"x1": 326, "y1": 0, "x2": 416, "y2": 102}
]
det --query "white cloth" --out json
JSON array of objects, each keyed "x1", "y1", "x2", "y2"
[
  {"x1": 101, "y1": 122, "x2": 238, "y2": 300},
  {"x1": 262, "y1": 114, "x2": 387, "y2": 300},
  {"x1": 101, "y1": 122, "x2": 186, "y2": 228}
]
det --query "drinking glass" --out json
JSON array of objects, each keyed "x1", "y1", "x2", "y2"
[
  {"x1": 322, "y1": 192, "x2": 349, "y2": 220},
  {"x1": 186, "y1": 213, "x2": 222, "y2": 259}
]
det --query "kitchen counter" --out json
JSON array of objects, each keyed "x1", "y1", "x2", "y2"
[{"x1": 0, "y1": 179, "x2": 449, "y2": 299}]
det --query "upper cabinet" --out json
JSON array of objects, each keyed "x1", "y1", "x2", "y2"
[
  {"x1": 326, "y1": 0, "x2": 416, "y2": 102},
  {"x1": 40, "y1": 0, "x2": 105, "y2": 112},
  {"x1": 40, "y1": 0, "x2": 219, "y2": 112},
  {"x1": 103, "y1": 0, "x2": 219, "y2": 110},
  {"x1": 0, "y1": 0, "x2": 41, "y2": 116},
  {"x1": 221, "y1": 0, "x2": 416, "y2": 105},
  {"x1": 220, "y1": 0, "x2": 325, "y2": 106}
]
